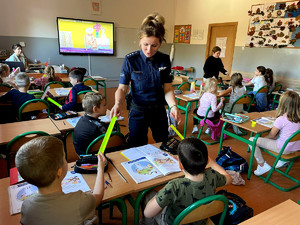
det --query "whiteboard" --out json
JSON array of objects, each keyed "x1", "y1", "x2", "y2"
[{"x1": 116, "y1": 27, "x2": 139, "y2": 58}]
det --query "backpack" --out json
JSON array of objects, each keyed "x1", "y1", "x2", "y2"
[
  {"x1": 215, "y1": 146, "x2": 248, "y2": 173},
  {"x1": 213, "y1": 189, "x2": 253, "y2": 225},
  {"x1": 199, "y1": 118, "x2": 227, "y2": 141},
  {"x1": 166, "y1": 109, "x2": 178, "y2": 137}
]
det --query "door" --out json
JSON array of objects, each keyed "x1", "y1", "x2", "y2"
[{"x1": 205, "y1": 22, "x2": 238, "y2": 79}]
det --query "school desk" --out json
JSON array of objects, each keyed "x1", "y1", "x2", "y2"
[
  {"x1": 240, "y1": 199, "x2": 300, "y2": 225},
  {"x1": 0, "y1": 161, "x2": 133, "y2": 225},
  {"x1": 50, "y1": 112, "x2": 85, "y2": 133},
  {"x1": 106, "y1": 143, "x2": 184, "y2": 225},
  {"x1": 219, "y1": 112, "x2": 272, "y2": 180},
  {"x1": 261, "y1": 110, "x2": 277, "y2": 118},
  {"x1": 175, "y1": 90, "x2": 200, "y2": 137},
  {"x1": 0, "y1": 118, "x2": 61, "y2": 145},
  {"x1": 48, "y1": 87, "x2": 98, "y2": 98}
]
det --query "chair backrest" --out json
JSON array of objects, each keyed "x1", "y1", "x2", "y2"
[
  {"x1": 65, "y1": 130, "x2": 79, "y2": 162},
  {"x1": 229, "y1": 94, "x2": 252, "y2": 113},
  {"x1": 86, "y1": 131, "x2": 125, "y2": 154},
  {"x1": 256, "y1": 85, "x2": 269, "y2": 94},
  {"x1": 18, "y1": 99, "x2": 51, "y2": 121},
  {"x1": 83, "y1": 78, "x2": 98, "y2": 90},
  {"x1": 270, "y1": 83, "x2": 282, "y2": 93},
  {"x1": 177, "y1": 82, "x2": 191, "y2": 91},
  {"x1": 0, "y1": 84, "x2": 12, "y2": 92},
  {"x1": 6, "y1": 131, "x2": 50, "y2": 170},
  {"x1": 173, "y1": 195, "x2": 228, "y2": 225},
  {"x1": 44, "y1": 81, "x2": 65, "y2": 91},
  {"x1": 76, "y1": 90, "x2": 94, "y2": 103}
]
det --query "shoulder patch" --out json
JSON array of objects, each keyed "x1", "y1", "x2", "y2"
[{"x1": 126, "y1": 51, "x2": 139, "y2": 58}]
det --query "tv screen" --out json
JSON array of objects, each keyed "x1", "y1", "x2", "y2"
[{"x1": 57, "y1": 17, "x2": 114, "y2": 55}]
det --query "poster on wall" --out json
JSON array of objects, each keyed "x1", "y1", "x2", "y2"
[
  {"x1": 91, "y1": 0, "x2": 101, "y2": 15},
  {"x1": 246, "y1": 1, "x2": 300, "y2": 48},
  {"x1": 216, "y1": 37, "x2": 227, "y2": 57},
  {"x1": 173, "y1": 25, "x2": 192, "y2": 44}
]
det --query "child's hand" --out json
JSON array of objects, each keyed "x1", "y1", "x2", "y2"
[
  {"x1": 97, "y1": 152, "x2": 107, "y2": 171},
  {"x1": 220, "y1": 97, "x2": 225, "y2": 102}
]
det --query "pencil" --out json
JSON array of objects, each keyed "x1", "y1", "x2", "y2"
[
  {"x1": 107, "y1": 172, "x2": 112, "y2": 182},
  {"x1": 63, "y1": 121, "x2": 66, "y2": 125},
  {"x1": 105, "y1": 180, "x2": 112, "y2": 188}
]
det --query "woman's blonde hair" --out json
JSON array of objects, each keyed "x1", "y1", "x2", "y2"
[
  {"x1": 276, "y1": 91, "x2": 300, "y2": 123},
  {"x1": 139, "y1": 13, "x2": 166, "y2": 43},
  {"x1": 199, "y1": 78, "x2": 218, "y2": 99},
  {"x1": 44, "y1": 65, "x2": 55, "y2": 82},
  {"x1": 230, "y1": 73, "x2": 243, "y2": 92}
]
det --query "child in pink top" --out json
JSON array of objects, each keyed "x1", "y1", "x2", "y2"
[
  {"x1": 249, "y1": 91, "x2": 300, "y2": 176},
  {"x1": 34, "y1": 65, "x2": 62, "y2": 90},
  {"x1": 192, "y1": 78, "x2": 225, "y2": 134}
]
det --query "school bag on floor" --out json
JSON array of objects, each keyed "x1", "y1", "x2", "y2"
[
  {"x1": 212, "y1": 189, "x2": 253, "y2": 225},
  {"x1": 216, "y1": 146, "x2": 248, "y2": 173}
]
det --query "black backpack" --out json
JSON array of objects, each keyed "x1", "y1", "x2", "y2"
[
  {"x1": 212, "y1": 190, "x2": 253, "y2": 225},
  {"x1": 215, "y1": 146, "x2": 248, "y2": 173}
]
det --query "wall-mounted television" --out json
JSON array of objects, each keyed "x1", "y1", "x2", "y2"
[{"x1": 57, "y1": 17, "x2": 114, "y2": 55}]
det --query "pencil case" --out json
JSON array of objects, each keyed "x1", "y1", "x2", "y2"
[
  {"x1": 74, "y1": 155, "x2": 108, "y2": 174},
  {"x1": 50, "y1": 111, "x2": 78, "y2": 120}
]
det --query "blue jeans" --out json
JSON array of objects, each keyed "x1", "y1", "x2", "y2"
[{"x1": 248, "y1": 91, "x2": 267, "y2": 112}]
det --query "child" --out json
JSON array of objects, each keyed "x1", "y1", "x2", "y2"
[
  {"x1": 143, "y1": 138, "x2": 231, "y2": 225},
  {"x1": 15, "y1": 136, "x2": 106, "y2": 224},
  {"x1": 0, "y1": 63, "x2": 19, "y2": 88},
  {"x1": 60, "y1": 69, "x2": 91, "y2": 111},
  {"x1": 73, "y1": 92, "x2": 108, "y2": 155},
  {"x1": 192, "y1": 78, "x2": 225, "y2": 134},
  {"x1": 265, "y1": 68, "x2": 275, "y2": 94},
  {"x1": 34, "y1": 65, "x2": 62, "y2": 89},
  {"x1": 0, "y1": 72, "x2": 35, "y2": 120},
  {"x1": 249, "y1": 91, "x2": 300, "y2": 176},
  {"x1": 245, "y1": 66, "x2": 268, "y2": 112},
  {"x1": 219, "y1": 72, "x2": 246, "y2": 113}
]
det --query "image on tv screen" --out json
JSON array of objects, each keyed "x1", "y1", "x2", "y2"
[{"x1": 57, "y1": 17, "x2": 114, "y2": 55}]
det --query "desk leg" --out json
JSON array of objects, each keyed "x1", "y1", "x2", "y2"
[
  {"x1": 177, "y1": 102, "x2": 191, "y2": 138},
  {"x1": 98, "y1": 198, "x2": 127, "y2": 225},
  {"x1": 248, "y1": 133, "x2": 261, "y2": 180},
  {"x1": 218, "y1": 122, "x2": 227, "y2": 153}
]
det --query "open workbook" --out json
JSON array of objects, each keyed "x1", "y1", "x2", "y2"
[
  {"x1": 8, "y1": 171, "x2": 91, "y2": 215},
  {"x1": 121, "y1": 144, "x2": 181, "y2": 184},
  {"x1": 251, "y1": 116, "x2": 276, "y2": 128}
]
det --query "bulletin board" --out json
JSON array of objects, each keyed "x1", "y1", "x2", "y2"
[
  {"x1": 246, "y1": 1, "x2": 300, "y2": 48},
  {"x1": 173, "y1": 25, "x2": 192, "y2": 44}
]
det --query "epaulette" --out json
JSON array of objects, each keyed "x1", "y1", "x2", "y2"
[{"x1": 126, "y1": 51, "x2": 140, "y2": 58}]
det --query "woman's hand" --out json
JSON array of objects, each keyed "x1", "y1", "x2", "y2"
[
  {"x1": 220, "y1": 97, "x2": 225, "y2": 103},
  {"x1": 110, "y1": 104, "x2": 121, "y2": 119},
  {"x1": 170, "y1": 105, "x2": 182, "y2": 125}
]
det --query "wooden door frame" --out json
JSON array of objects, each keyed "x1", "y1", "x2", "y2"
[{"x1": 205, "y1": 22, "x2": 238, "y2": 73}]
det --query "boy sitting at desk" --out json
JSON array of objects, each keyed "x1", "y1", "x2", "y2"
[
  {"x1": 143, "y1": 138, "x2": 232, "y2": 225},
  {"x1": 74, "y1": 92, "x2": 108, "y2": 155},
  {"x1": 60, "y1": 69, "x2": 91, "y2": 111},
  {"x1": 0, "y1": 72, "x2": 35, "y2": 121},
  {"x1": 15, "y1": 136, "x2": 106, "y2": 225}
]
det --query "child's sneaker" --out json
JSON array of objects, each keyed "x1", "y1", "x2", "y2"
[
  {"x1": 275, "y1": 160, "x2": 288, "y2": 168},
  {"x1": 254, "y1": 162, "x2": 271, "y2": 176},
  {"x1": 205, "y1": 128, "x2": 211, "y2": 135},
  {"x1": 192, "y1": 127, "x2": 198, "y2": 134}
]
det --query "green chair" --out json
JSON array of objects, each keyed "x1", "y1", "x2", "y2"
[
  {"x1": 83, "y1": 78, "x2": 98, "y2": 90},
  {"x1": 192, "y1": 104, "x2": 224, "y2": 145},
  {"x1": 44, "y1": 81, "x2": 65, "y2": 91},
  {"x1": 86, "y1": 131, "x2": 125, "y2": 154},
  {"x1": 0, "y1": 83, "x2": 12, "y2": 92},
  {"x1": 249, "y1": 85, "x2": 269, "y2": 111},
  {"x1": 177, "y1": 82, "x2": 192, "y2": 110},
  {"x1": 269, "y1": 84, "x2": 282, "y2": 110},
  {"x1": 257, "y1": 129, "x2": 300, "y2": 192},
  {"x1": 173, "y1": 195, "x2": 228, "y2": 225},
  {"x1": 225, "y1": 94, "x2": 253, "y2": 136},
  {"x1": 5, "y1": 131, "x2": 50, "y2": 175},
  {"x1": 18, "y1": 99, "x2": 51, "y2": 121},
  {"x1": 76, "y1": 90, "x2": 94, "y2": 104}
]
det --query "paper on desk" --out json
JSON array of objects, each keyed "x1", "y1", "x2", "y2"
[
  {"x1": 66, "y1": 116, "x2": 82, "y2": 127},
  {"x1": 54, "y1": 88, "x2": 69, "y2": 96},
  {"x1": 183, "y1": 93, "x2": 200, "y2": 99},
  {"x1": 99, "y1": 114, "x2": 124, "y2": 122}
]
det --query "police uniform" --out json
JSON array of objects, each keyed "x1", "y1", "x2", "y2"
[{"x1": 119, "y1": 50, "x2": 172, "y2": 147}]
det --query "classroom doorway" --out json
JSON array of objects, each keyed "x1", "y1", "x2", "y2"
[{"x1": 205, "y1": 22, "x2": 238, "y2": 79}]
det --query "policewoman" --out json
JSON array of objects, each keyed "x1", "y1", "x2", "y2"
[{"x1": 110, "y1": 13, "x2": 181, "y2": 147}]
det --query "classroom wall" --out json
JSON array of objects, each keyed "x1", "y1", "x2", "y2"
[
  {"x1": 173, "y1": 0, "x2": 300, "y2": 84},
  {"x1": 0, "y1": 0, "x2": 176, "y2": 80}
]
